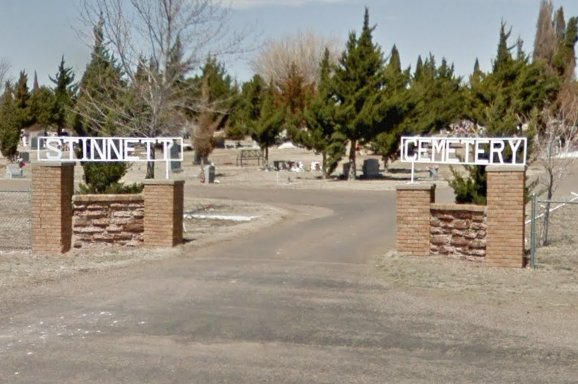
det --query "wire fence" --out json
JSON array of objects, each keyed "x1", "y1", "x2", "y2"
[
  {"x1": 528, "y1": 193, "x2": 578, "y2": 271},
  {"x1": 0, "y1": 191, "x2": 32, "y2": 251}
]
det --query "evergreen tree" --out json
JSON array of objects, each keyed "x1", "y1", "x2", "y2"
[
  {"x1": 300, "y1": 48, "x2": 344, "y2": 177},
  {"x1": 469, "y1": 22, "x2": 557, "y2": 137},
  {"x1": 50, "y1": 56, "x2": 77, "y2": 135},
  {"x1": 456, "y1": 21, "x2": 558, "y2": 204},
  {"x1": 534, "y1": 0, "x2": 557, "y2": 65},
  {"x1": 405, "y1": 55, "x2": 464, "y2": 135},
  {"x1": 370, "y1": 46, "x2": 413, "y2": 165},
  {"x1": 29, "y1": 86, "x2": 57, "y2": 128},
  {"x1": 32, "y1": 71, "x2": 39, "y2": 92},
  {"x1": 0, "y1": 83, "x2": 20, "y2": 160},
  {"x1": 248, "y1": 81, "x2": 284, "y2": 162},
  {"x1": 332, "y1": 8, "x2": 386, "y2": 180},
  {"x1": 228, "y1": 75, "x2": 266, "y2": 140},
  {"x1": 74, "y1": 18, "x2": 130, "y2": 193},
  {"x1": 14, "y1": 71, "x2": 33, "y2": 128}
]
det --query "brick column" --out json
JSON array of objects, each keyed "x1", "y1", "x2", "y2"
[
  {"x1": 486, "y1": 166, "x2": 526, "y2": 267},
  {"x1": 396, "y1": 184, "x2": 435, "y2": 256},
  {"x1": 32, "y1": 162, "x2": 75, "y2": 254},
  {"x1": 143, "y1": 180, "x2": 184, "y2": 247}
]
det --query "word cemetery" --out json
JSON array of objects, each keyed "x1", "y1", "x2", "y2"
[{"x1": 400, "y1": 136, "x2": 527, "y2": 166}]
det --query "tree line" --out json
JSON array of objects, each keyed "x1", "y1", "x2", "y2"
[{"x1": 0, "y1": 0, "x2": 576, "y2": 189}]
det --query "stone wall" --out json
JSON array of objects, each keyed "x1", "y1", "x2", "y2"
[
  {"x1": 72, "y1": 194, "x2": 144, "y2": 248},
  {"x1": 430, "y1": 204, "x2": 487, "y2": 261}
]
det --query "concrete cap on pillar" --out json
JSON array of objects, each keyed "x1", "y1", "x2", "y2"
[
  {"x1": 396, "y1": 183, "x2": 436, "y2": 191},
  {"x1": 486, "y1": 165, "x2": 526, "y2": 173}
]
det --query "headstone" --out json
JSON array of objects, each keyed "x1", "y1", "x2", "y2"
[
  {"x1": 204, "y1": 164, "x2": 215, "y2": 183},
  {"x1": 171, "y1": 144, "x2": 182, "y2": 172},
  {"x1": 362, "y1": 159, "x2": 380, "y2": 178},
  {"x1": 342, "y1": 162, "x2": 351, "y2": 177}
]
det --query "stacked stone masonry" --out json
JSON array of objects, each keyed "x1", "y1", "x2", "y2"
[
  {"x1": 430, "y1": 204, "x2": 487, "y2": 261},
  {"x1": 72, "y1": 195, "x2": 144, "y2": 248}
]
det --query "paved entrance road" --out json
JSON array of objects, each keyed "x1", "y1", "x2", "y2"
[{"x1": 0, "y1": 186, "x2": 576, "y2": 383}]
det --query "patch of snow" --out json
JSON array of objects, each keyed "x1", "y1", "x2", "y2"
[
  {"x1": 556, "y1": 151, "x2": 578, "y2": 159},
  {"x1": 183, "y1": 213, "x2": 258, "y2": 222}
]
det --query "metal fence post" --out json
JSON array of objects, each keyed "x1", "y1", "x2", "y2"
[{"x1": 530, "y1": 193, "x2": 537, "y2": 269}]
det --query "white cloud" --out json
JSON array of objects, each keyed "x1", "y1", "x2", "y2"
[{"x1": 229, "y1": 0, "x2": 348, "y2": 9}]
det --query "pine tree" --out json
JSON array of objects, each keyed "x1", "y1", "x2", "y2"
[
  {"x1": 50, "y1": 56, "x2": 77, "y2": 135},
  {"x1": 0, "y1": 83, "x2": 20, "y2": 160},
  {"x1": 469, "y1": 22, "x2": 557, "y2": 137},
  {"x1": 406, "y1": 55, "x2": 464, "y2": 135},
  {"x1": 370, "y1": 45, "x2": 412, "y2": 165},
  {"x1": 14, "y1": 71, "x2": 33, "y2": 128},
  {"x1": 332, "y1": 8, "x2": 386, "y2": 180},
  {"x1": 456, "y1": 21, "x2": 558, "y2": 204},
  {"x1": 248, "y1": 81, "x2": 284, "y2": 162},
  {"x1": 534, "y1": 0, "x2": 557, "y2": 65},
  {"x1": 228, "y1": 75, "x2": 266, "y2": 140},
  {"x1": 74, "y1": 18, "x2": 130, "y2": 193},
  {"x1": 300, "y1": 48, "x2": 344, "y2": 177},
  {"x1": 29, "y1": 86, "x2": 57, "y2": 128},
  {"x1": 32, "y1": 71, "x2": 39, "y2": 92}
]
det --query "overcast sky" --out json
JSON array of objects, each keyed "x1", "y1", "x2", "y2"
[{"x1": 1, "y1": 0, "x2": 577, "y2": 86}]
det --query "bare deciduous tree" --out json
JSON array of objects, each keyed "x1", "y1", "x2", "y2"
[
  {"x1": 535, "y1": 93, "x2": 578, "y2": 245},
  {"x1": 78, "y1": 0, "x2": 245, "y2": 178},
  {"x1": 251, "y1": 29, "x2": 339, "y2": 89},
  {"x1": 0, "y1": 58, "x2": 11, "y2": 92}
]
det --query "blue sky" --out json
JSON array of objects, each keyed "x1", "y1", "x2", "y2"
[{"x1": 1, "y1": 0, "x2": 577, "y2": 86}]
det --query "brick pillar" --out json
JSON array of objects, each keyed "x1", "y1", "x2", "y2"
[
  {"x1": 32, "y1": 162, "x2": 75, "y2": 254},
  {"x1": 486, "y1": 166, "x2": 526, "y2": 267},
  {"x1": 396, "y1": 184, "x2": 435, "y2": 256},
  {"x1": 143, "y1": 180, "x2": 184, "y2": 247}
]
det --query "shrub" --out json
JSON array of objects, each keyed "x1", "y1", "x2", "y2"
[
  {"x1": 448, "y1": 164, "x2": 487, "y2": 205},
  {"x1": 78, "y1": 162, "x2": 143, "y2": 194}
]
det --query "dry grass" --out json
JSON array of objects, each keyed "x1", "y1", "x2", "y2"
[
  {"x1": 534, "y1": 203, "x2": 578, "y2": 272},
  {"x1": 376, "y1": 251, "x2": 578, "y2": 310}
]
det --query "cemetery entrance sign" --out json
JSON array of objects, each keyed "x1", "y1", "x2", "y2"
[
  {"x1": 400, "y1": 136, "x2": 527, "y2": 166},
  {"x1": 37, "y1": 136, "x2": 184, "y2": 163},
  {"x1": 37, "y1": 136, "x2": 184, "y2": 179},
  {"x1": 400, "y1": 136, "x2": 527, "y2": 182}
]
